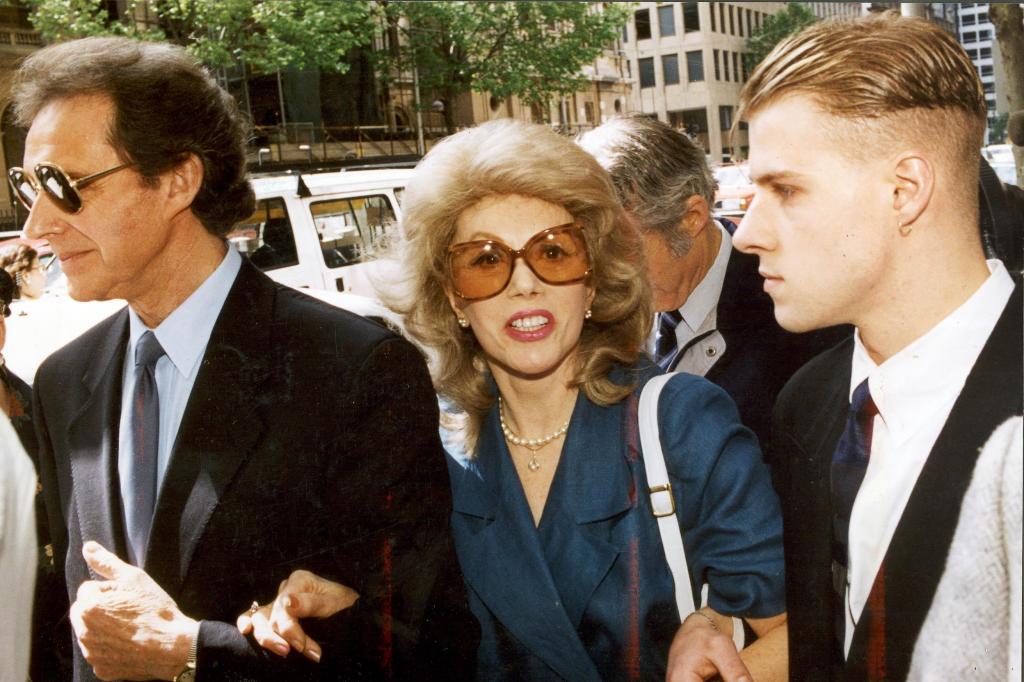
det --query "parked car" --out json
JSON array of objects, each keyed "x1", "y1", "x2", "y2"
[
  {"x1": 712, "y1": 163, "x2": 755, "y2": 223},
  {"x1": 227, "y1": 166, "x2": 414, "y2": 296},
  {"x1": 983, "y1": 144, "x2": 1019, "y2": 187}
]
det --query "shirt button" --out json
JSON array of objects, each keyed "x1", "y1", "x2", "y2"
[{"x1": 706, "y1": 346, "x2": 718, "y2": 357}]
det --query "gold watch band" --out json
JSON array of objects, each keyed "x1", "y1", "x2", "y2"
[{"x1": 172, "y1": 632, "x2": 198, "y2": 682}]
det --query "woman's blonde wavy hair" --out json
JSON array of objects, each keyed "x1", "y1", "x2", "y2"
[{"x1": 378, "y1": 119, "x2": 652, "y2": 455}]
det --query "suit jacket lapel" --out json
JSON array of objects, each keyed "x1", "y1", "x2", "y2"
[
  {"x1": 67, "y1": 310, "x2": 131, "y2": 564},
  {"x1": 145, "y1": 264, "x2": 274, "y2": 593},
  {"x1": 542, "y1": 394, "x2": 632, "y2": 627},
  {"x1": 450, "y1": 410, "x2": 601, "y2": 681},
  {"x1": 848, "y1": 281, "x2": 1023, "y2": 680}
]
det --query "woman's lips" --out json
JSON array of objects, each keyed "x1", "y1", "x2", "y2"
[{"x1": 505, "y1": 310, "x2": 555, "y2": 341}]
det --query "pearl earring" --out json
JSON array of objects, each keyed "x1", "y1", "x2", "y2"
[
  {"x1": 457, "y1": 316, "x2": 470, "y2": 328},
  {"x1": 584, "y1": 309, "x2": 592, "y2": 320}
]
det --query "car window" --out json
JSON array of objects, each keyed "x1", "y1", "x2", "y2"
[
  {"x1": 310, "y1": 194, "x2": 396, "y2": 269},
  {"x1": 394, "y1": 188, "x2": 405, "y2": 207},
  {"x1": 226, "y1": 198, "x2": 299, "y2": 271}
]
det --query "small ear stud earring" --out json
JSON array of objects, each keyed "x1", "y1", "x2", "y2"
[
  {"x1": 898, "y1": 220, "x2": 913, "y2": 237},
  {"x1": 457, "y1": 316, "x2": 470, "y2": 328},
  {"x1": 584, "y1": 309, "x2": 592, "y2": 320}
]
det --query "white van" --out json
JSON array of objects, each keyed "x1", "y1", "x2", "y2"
[{"x1": 227, "y1": 166, "x2": 414, "y2": 296}]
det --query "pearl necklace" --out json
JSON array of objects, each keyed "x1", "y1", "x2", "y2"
[{"x1": 498, "y1": 396, "x2": 570, "y2": 471}]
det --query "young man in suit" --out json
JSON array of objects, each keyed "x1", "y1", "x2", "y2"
[
  {"x1": 16, "y1": 37, "x2": 469, "y2": 680},
  {"x1": 578, "y1": 115, "x2": 848, "y2": 448},
  {"x1": 731, "y1": 13, "x2": 1021, "y2": 681}
]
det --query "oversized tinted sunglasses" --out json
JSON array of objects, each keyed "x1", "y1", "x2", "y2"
[
  {"x1": 448, "y1": 223, "x2": 591, "y2": 301},
  {"x1": 8, "y1": 161, "x2": 133, "y2": 214}
]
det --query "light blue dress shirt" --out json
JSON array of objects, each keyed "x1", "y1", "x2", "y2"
[{"x1": 117, "y1": 248, "x2": 241, "y2": 564}]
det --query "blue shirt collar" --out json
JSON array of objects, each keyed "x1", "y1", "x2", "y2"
[{"x1": 127, "y1": 247, "x2": 242, "y2": 378}]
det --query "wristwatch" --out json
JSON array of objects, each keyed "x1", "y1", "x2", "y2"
[{"x1": 173, "y1": 633, "x2": 198, "y2": 682}]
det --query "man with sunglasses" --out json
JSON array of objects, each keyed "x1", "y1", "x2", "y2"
[
  {"x1": 15, "y1": 37, "x2": 469, "y2": 682},
  {"x1": 578, "y1": 115, "x2": 849, "y2": 449}
]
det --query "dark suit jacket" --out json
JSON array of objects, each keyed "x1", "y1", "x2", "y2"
[
  {"x1": 687, "y1": 220, "x2": 850, "y2": 448},
  {"x1": 33, "y1": 263, "x2": 474, "y2": 680},
  {"x1": 770, "y1": 279, "x2": 1022, "y2": 681}
]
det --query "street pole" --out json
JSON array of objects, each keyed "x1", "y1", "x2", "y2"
[
  {"x1": 412, "y1": 56, "x2": 426, "y2": 156},
  {"x1": 276, "y1": 70, "x2": 288, "y2": 133}
]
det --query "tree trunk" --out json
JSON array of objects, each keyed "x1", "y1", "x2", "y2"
[{"x1": 990, "y1": 3, "x2": 1024, "y2": 185}]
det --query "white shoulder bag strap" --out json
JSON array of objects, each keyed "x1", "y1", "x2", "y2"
[{"x1": 638, "y1": 374, "x2": 745, "y2": 650}]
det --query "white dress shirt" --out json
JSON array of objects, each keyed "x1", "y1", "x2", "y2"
[
  {"x1": 117, "y1": 248, "x2": 241, "y2": 565},
  {"x1": 0, "y1": 413, "x2": 36, "y2": 681},
  {"x1": 843, "y1": 259, "x2": 1015, "y2": 655},
  {"x1": 650, "y1": 220, "x2": 732, "y2": 375}
]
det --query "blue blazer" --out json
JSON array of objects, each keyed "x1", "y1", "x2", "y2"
[{"x1": 445, "y1": 365, "x2": 785, "y2": 680}]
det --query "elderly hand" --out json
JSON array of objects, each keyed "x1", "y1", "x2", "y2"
[
  {"x1": 236, "y1": 569, "x2": 359, "y2": 663},
  {"x1": 70, "y1": 541, "x2": 198, "y2": 681},
  {"x1": 666, "y1": 609, "x2": 752, "y2": 682}
]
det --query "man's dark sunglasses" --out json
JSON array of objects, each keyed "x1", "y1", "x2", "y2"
[{"x1": 8, "y1": 161, "x2": 133, "y2": 214}]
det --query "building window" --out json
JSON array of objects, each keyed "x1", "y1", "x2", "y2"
[
  {"x1": 980, "y1": 64, "x2": 993, "y2": 77},
  {"x1": 746, "y1": 9, "x2": 753, "y2": 35},
  {"x1": 714, "y1": 48, "x2": 721, "y2": 80},
  {"x1": 622, "y1": 24, "x2": 628, "y2": 43},
  {"x1": 978, "y1": 12, "x2": 988, "y2": 23},
  {"x1": 737, "y1": 6, "x2": 744, "y2": 36},
  {"x1": 732, "y1": 52, "x2": 740, "y2": 82},
  {"x1": 963, "y1": 30, "x2": 977, "y2": 43},
  {"x1": 710, "y1": 2, "x2": 716, "y2": 31},
  {"x1": 686, "y1": 50, "x2": 705, "y2": 82},
  {"x1": 983, "y1": 81, "x2": 995, "y2": 94},
  {"x1": 967, "y1": 48, "x2": 979, "y2": 60},
  {"x1": 719, "y1": 105, "x2": 734, "y2": 131},
  {"x1": 662, "y1": 54, "x2": 680, "y2": 85},
  {"x1": 719, "y1": 4, "x2": 726, "y2": 35},
  {"x1": 729, "y1": 4, "x2": 735, "y2": 35},
  {"x1": 723, "y1": 49, "x2": 730, "y2": 81},
  {"x1": 683, "y1": 1, "x2": 700, "y2": 33},
  {"x1": 980, "y1": 46, "x2": 992, "y2": 59},
  {"x1": 979, "y1": 29, "x2": 992, "y2": 40},
  {"x1": 961, "y1": 13, "x2": 975, "y2": 26},
  {"x1": 635, "y1": 9, "x2": 652, "y2": 40},
  {"x1": 658, "y1": 5, "x2": 676, "y2": 37},
  {"x1": 639, "y1": 57, "x2": 656, "y2": 88}
]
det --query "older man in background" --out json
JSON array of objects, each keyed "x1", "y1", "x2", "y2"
[{"x1": 579, "y1": 116, "x2": 847, "y2": 447}]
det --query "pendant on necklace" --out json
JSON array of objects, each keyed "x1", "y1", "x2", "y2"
[{"x1": 528, "y1": 454, "x2": 541, "y2": 472}]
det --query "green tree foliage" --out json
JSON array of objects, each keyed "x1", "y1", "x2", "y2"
[
  {"x1": 379, "y1": 1, "x2": 631, "y2": 132},
  {"x1": 26, "y1": 0, "x2": 376, "y2": 75},
  {"x1": 745, "y1": 2, "x2": 817, "y2": 69}
]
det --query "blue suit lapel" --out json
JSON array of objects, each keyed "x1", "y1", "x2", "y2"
[
  {"x1": 449, "y1": 409, "x2": 601, "y2": 681},
  {"x1": 540, "y1": 395, "x2": 633, "y2": 627}
]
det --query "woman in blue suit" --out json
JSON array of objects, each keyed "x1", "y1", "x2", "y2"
[{"x1": 240, "y1": 120, "x2": 787, "y2": 681}]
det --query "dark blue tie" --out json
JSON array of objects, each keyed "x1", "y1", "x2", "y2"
[
  {"x1": 830, "y1": 379, "x2": 878, "y2": 648},
  {"x1": 655, "y1": 310, "x2": 683, "y2": 371},
  {"x1": 127, "y1": 330, "x2": 165, "y2": 566}
]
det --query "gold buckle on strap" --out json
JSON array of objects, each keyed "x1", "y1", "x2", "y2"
[{"x1": 649, "y1": 483, "x2": 676, "y2": 518}]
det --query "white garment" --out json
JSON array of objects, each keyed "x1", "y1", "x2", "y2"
[
  {"x1": 907, "y1": 417, "x2": 1023, "y2": 682},
  {"x1": 844, "y1": 259, "x2": 1014, "y2": 654},
  {"x1": 0, "y1": 412, "x2": 37, "y2": 682}
]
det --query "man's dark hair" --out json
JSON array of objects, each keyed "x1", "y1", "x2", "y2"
[
  {"x1": 0, "y1": 269, "x2": 14, "y2": 307},
  {"x1": 12, "y1": 37, "x2": 254, "y2": 237}
]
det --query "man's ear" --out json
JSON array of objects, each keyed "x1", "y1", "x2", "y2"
[
  {"x1": 892, "y1": 154, "x2": 934, "y2": 229},
  {"x1": 164, "y1": 153, "x2": 204, "y2": 217},
  {"x1": 680, "y1": 195, "x2": 711, "y2": 238}
]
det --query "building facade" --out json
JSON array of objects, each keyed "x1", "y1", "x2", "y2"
[{"x1": 623, "y1": 1, "x2": 787, "y2": 164}]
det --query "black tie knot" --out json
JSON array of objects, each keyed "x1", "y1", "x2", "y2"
[
  {"x1": 655, "y1": 310, "x2": 684, "y2": 367},
  {"x1": 135, "y1": 331, "x2": 165, "y2": 370}
]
